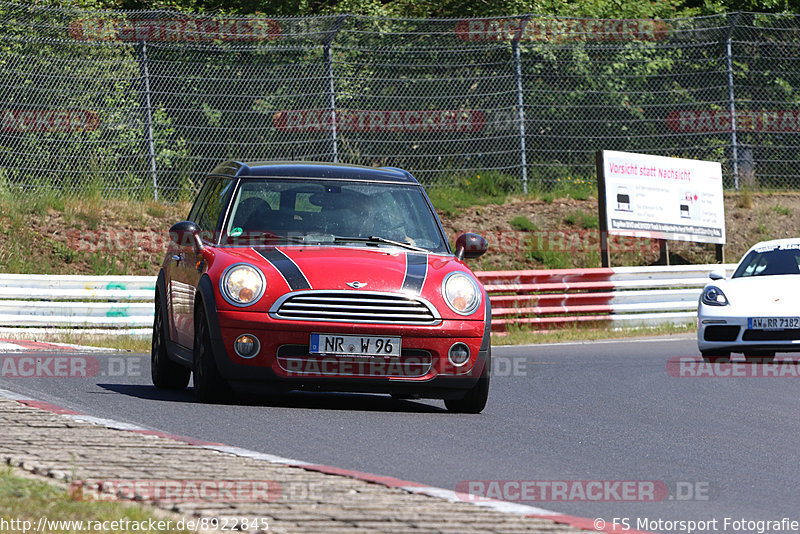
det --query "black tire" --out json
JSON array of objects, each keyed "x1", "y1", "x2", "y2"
[
  {"x1": 701, "y1": 350, "x2": 730, "y2": 364},
  {"x1": 744, "y1": 351, "x2": 775, "y2": 364},
  {"x1": 445, "y1": 354, "x2": 490, "y2": 414},
  {"x1": 151, "y1": 296, "x2": 190, "y2": 390},
  {"x1": 192, "y1": 306, "x2": 230, "y2": 403}
]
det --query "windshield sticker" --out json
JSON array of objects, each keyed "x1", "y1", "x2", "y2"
[{"x1": 755, "y1": 243, "x2": 800, "y2": 253}]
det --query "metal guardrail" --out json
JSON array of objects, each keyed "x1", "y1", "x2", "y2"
[
  {"x1": 0, "y1": 265, "x2": 736, "y2": 337},
  {"x1": 477, "y1": 264, "x2": 737, "y2": 332},
  {"x1": 0, "y1": 274, "x2": 156, "y2": 336}
]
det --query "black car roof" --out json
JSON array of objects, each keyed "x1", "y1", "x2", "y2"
[{"x1": 209, "y1": 160, "x2": 420, "y2": 185}]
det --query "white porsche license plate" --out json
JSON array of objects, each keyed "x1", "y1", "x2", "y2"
[
  {"x1": 310, "y1": 333, "x2": 401, "y2": 357},
  {"x1": 748, "y1": 317, "x2": 800, "y2": 330}
]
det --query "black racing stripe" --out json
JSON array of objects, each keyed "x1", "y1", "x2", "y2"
[
  {"x1": 256, "y1": 248, "x2": 311, "y2": 291},
  {"x1": 402, "y1": 253, "x2": 428, "y2": 294}
]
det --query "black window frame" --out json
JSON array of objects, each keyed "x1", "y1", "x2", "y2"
[
  {"x1": 217, "y1": 177, "x2": 450, "y2": 254},
  {"x1": 190, "y1": 176, "x2": 235, "y2": 244}
]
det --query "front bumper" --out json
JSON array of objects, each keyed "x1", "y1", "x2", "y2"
[
  {"x1": 697, "y1": 304, "x2": 800, "y2": 353},
  {"x1": 209, "y1": 308, "x2": 489, "y2": 398}
]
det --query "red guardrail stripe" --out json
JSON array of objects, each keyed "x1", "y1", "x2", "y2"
[
  {"x1": 478, "y1": 269, "x2": 622, "y2": 331},
  {"x1": 493, "y1": 304, "x2": 615, "y2": 317},
  {"x1": 490, "y1": 292, "x2": 617, "y2": 307},
  {"x1": 484, "y1": 281, "x2": 616, "y2": 293}
]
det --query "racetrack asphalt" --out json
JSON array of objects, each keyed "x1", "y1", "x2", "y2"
[{"x1": 2, "y1": 335, "x2": 799, "y2": 531}]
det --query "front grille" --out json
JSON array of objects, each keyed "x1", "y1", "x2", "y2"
[
  {"x1": 276, "y1": 345, "x2": 433, "y2": 378},
  {"x1": 704, "y1": 325, "x2": 740, "y2": 342},
  {"x1": 743, "y1": 329, "x2": 800, "y2": 341},
  {"x1": 270, "y1": 290, "x2": 441, "y2": 325}
]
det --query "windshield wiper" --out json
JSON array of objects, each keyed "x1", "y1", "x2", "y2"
[
  {"x1": 333, "y1": 235, "x2": 428, "y2": 253},
  {"x1": 229, "y1": 232, "x2": 307, "y2": 245}
]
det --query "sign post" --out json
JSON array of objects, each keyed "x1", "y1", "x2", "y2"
[{"x1": 595, "y1": 151, "x2": 612, "y2": 267}]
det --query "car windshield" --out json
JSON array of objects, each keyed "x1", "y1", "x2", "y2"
[
  {"x1": 222, "y1": 179, "x2": 448, "y2": 253},
  {"x1": 732, "y1": 245, "x2": 800, "y2": 278}
]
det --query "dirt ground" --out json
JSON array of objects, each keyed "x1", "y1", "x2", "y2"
[
  {"x1": 440, "y1": 191, "x2": 800, "y2": 271},
  {"x1": 1, "y1": 192, "x2": 798, "y2": 275}
]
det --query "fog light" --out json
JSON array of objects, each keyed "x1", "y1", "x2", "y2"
[
  {"x1": 448, "y1": 342, "x2": 470, "y2": 367},
  {"x1": 234, "y1": 334, "x2": 260, "y2": 359}
]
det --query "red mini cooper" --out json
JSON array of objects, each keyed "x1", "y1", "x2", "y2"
[{"x1": 151, "y1": 161, "x2": 491, "y2": 413}]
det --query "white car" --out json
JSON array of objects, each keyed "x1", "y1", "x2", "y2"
[{"x1": 697, "y1": 238, "x2": 800, "y2": 363}]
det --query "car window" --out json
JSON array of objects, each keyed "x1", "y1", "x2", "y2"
[
  {"x1": 294, "y1": 192, "x2": 322, "y2": 214},
  {"x1": 228, "y1": 188, "x2": 280, "y2": 231},
  {"x1": 188, "y1": 180, "x2": 213, "y2": 223},
  {"x1": 223, "y1": 179, "x2": 447, "y2": 253},
  {"x1": 733, "y1": 246, "x2": 800, "y2": 278},
  {"x1": 196, "y1": 177, "x2": 234, "y2": 235}
]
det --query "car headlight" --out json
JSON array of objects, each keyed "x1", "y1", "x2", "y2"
[
  {"x1": 442, "y1": 272, "x2": 481, "y2": 315},
  {"x1": 220, "y1": 264, "x2": 266, "y2": 307},
  {"x1": 702, "y1": 285, "x2": 728, "y2": 306}
]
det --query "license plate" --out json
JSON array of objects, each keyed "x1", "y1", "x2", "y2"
[
  {"x1": 748, "y1": 317, "x2": 800, "y2": 330},
  {"x1": 310, "y1": 333, "x2": 401, "y2": 357}
]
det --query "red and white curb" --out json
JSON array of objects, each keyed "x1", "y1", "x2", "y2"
[
  {"x1": 0, "y1": 338, "x2": 113, "y2": 353},
  {"x1": 0, "y1": 386, "x2": 645, "y2": 533}
]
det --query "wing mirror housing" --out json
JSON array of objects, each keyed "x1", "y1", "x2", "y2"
[
  {"x1": 709, "y1": 269, "x2": 726, "y2": 280},
  {"x1": 169, "y1": 221, "x2": 204, "y2": 251},
  {"x1": 455, "y1": 233, "x2": 488, "y2": 260}
]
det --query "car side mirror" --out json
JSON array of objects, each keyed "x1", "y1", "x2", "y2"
[
  {"x1": 455, "y1": 233, "x2": 488, "y2": 260},
  {"x1": 169, "y1": 221, "x2": 204, "y2": 251},
  {"x1": 709, "y1": 269, "x2": 725, "y2": 280}
]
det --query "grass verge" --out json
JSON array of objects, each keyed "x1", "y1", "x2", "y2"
[
  {"x1": 493, "y1": 322, "x2": 695, "y2": 346},
  {"x1": 0, "y1": 332, "x2": 151, "y2": 353},
  {"x1": 427, "y1": 171, "x2": 518, "y2": 215},
  {"x1": 0, "y1": 193, "x2": 188, "y2": 276},
  {"x1": 0, "y1": 468, "x2": 191, "y2": 534}
]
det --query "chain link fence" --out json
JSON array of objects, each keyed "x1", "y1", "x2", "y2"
[{"x1": 2, "y1": 3, "x2": 800, "y2": 198}]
